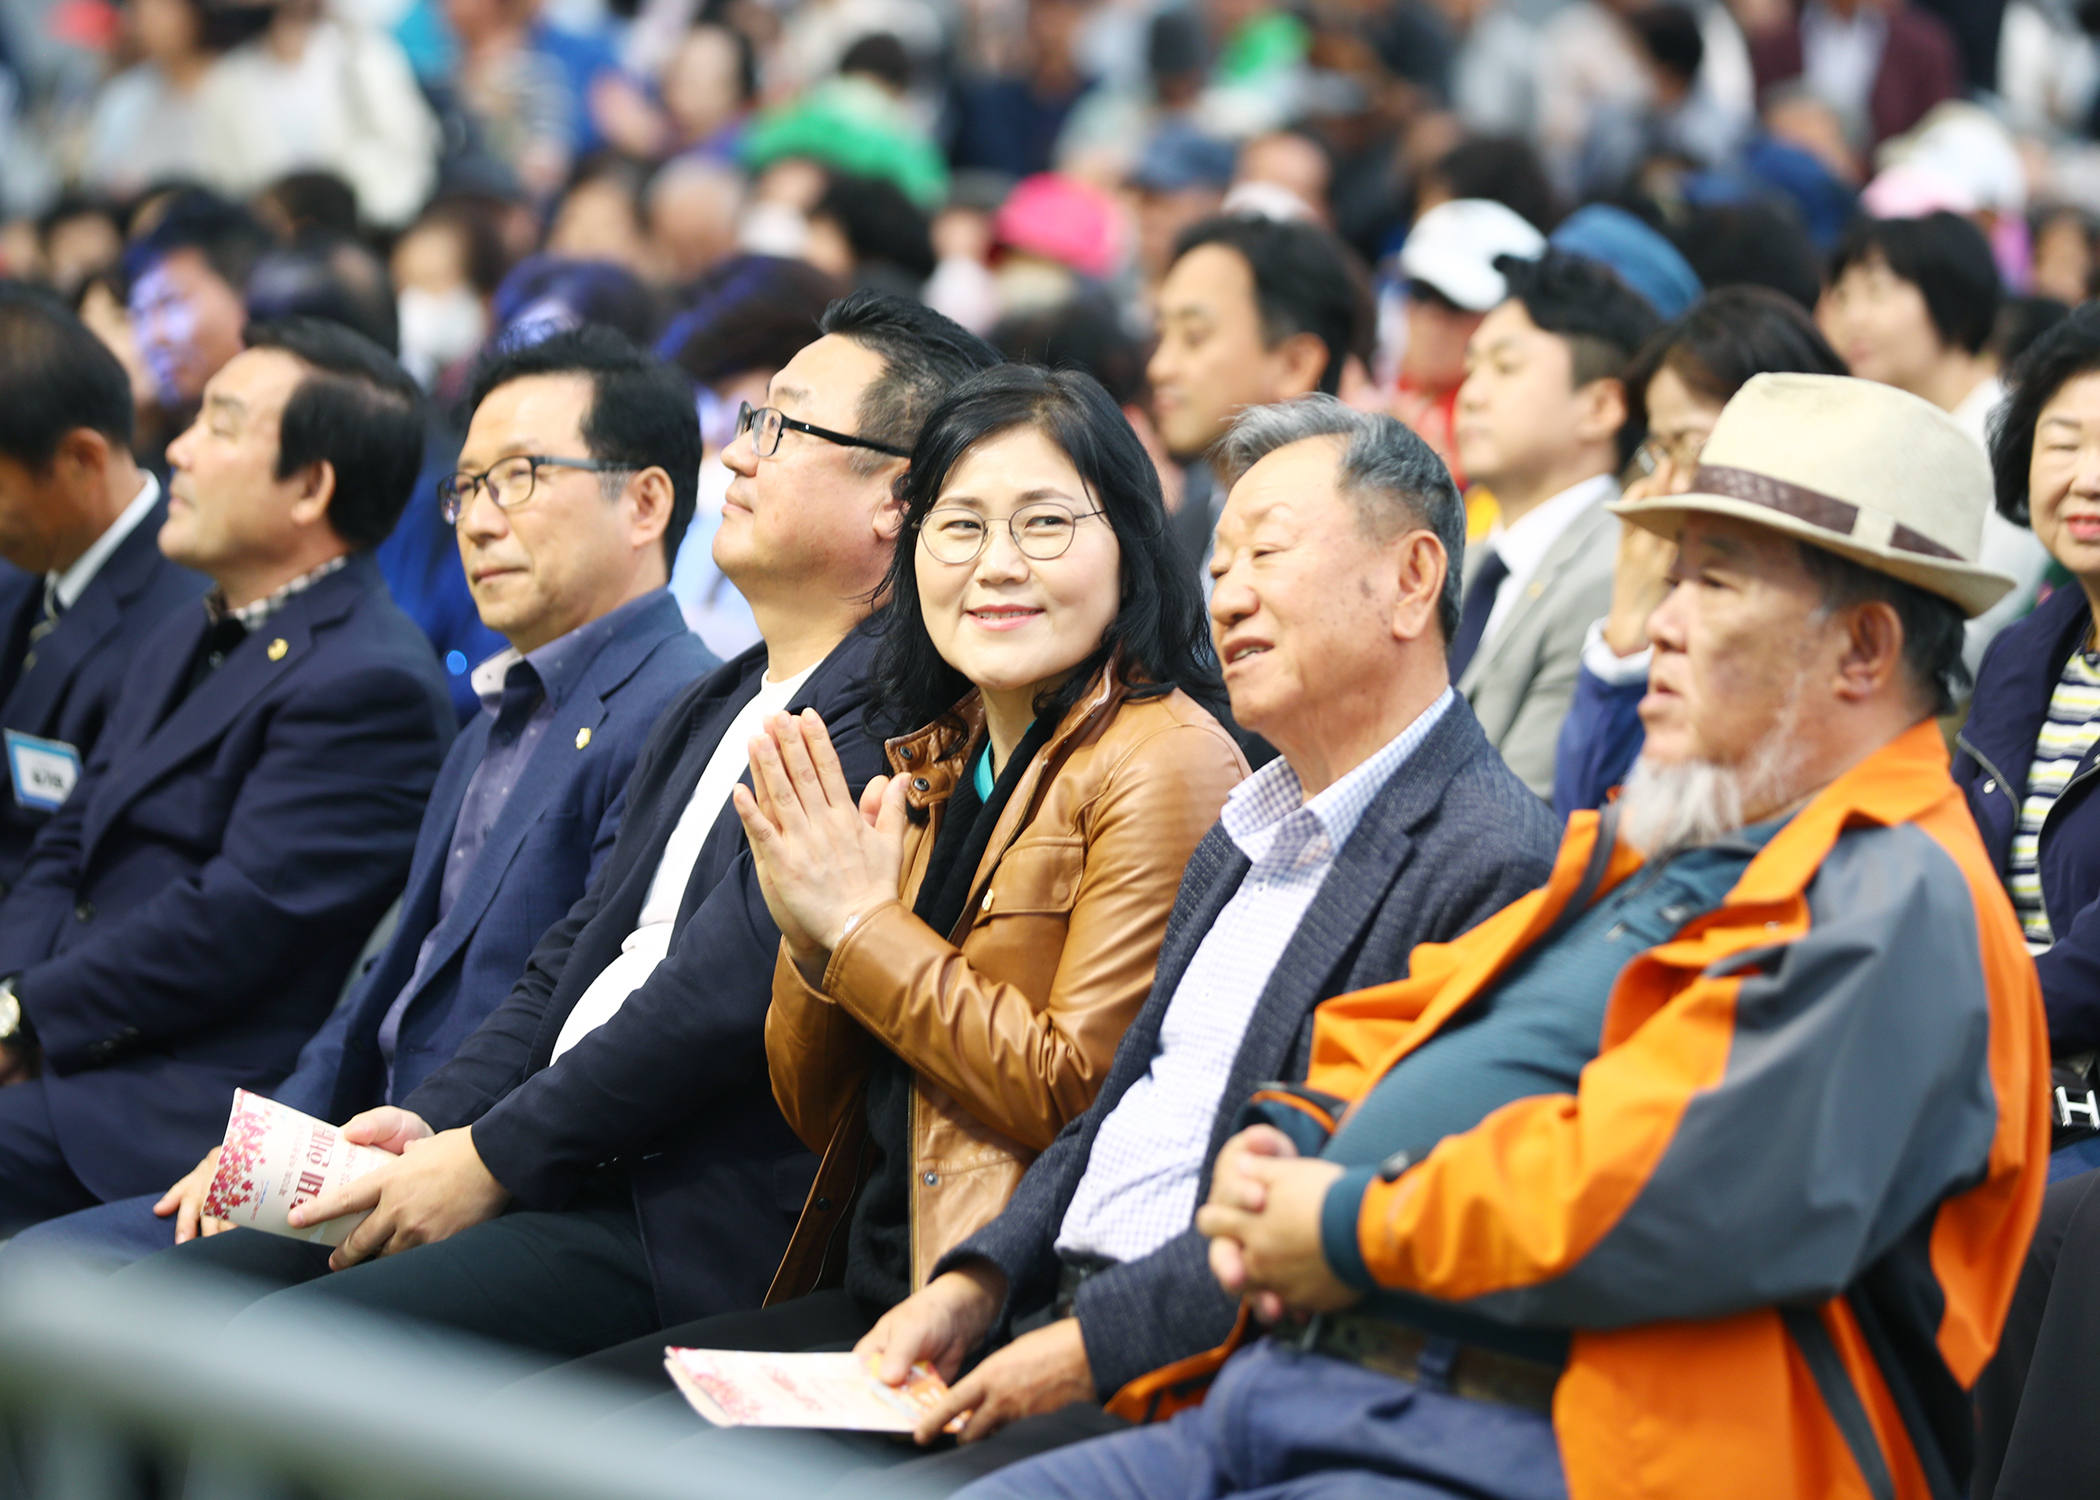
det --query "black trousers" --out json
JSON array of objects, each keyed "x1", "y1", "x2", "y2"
[
  {"x1": 1971, "y1": 1168, "x2": 2100, "y2": 1498},
  {"x1": 565, "y1": 1287, "x2": 1130, "y2": 1495},
  {"x1": 118, "y1": 1190, "x2": 659, "y2": 1366}
]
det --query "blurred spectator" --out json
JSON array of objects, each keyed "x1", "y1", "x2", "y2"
[
  {"x1": 1994, "y1": 294, "x2": 2072, "y2": 370},
  {"x1": 1147, "y1": 213, "x2": 1368, "y2": 572},
  {"x1": 744, "y1": 32, "x2": 948, "y2": 207},
  {"x1": 1672, "y1": 198, "x2": 1824, "y2": 309},
  {"x1": 646, "y1": 157, "x2": 746, "y2": 287},
  {"x1": 951, "y1": 0, "x2": 1095, "y2": 179},
  {"x1": 1126, "y1": 123, "x2": 1236, "y2": 291},
  {"x1": 1998, "y1": 0, "x2": 2100, "y2": 138},
  {"x1": 657, "y1": 252, "x2": 841, "y2": 657},
  {"x1": 1748, "y1": 0, "x2": 1963, "y2": 152},
  {"x1": 1391, "y1": 197, "x2": 1546, "y2": 485},
  {"x1": 439, "y1": 0, "x2": 579, "y2": 201},
  {"x1": 2031, "y1": 203, "x2": 2098, "y2": 306},
  {"x1": 1820, "y1": 211, "x2": 2050, "y2": 667},
  {"x1": 1197, "y1": 0, "x2": 1310, "y2": 138},
  {"x1": 1413, "y1": 134, "x2": 1556, "y2": 232},
  {"x1": 123, "y1": 192, "x2": 271, "y2": 424},
  {"x1": 34, "y1": 194, "x2": 121, "y2": 304},
  {"x1": 772, "y1": 0, "x2": 944, "y2": 98},
  {"x1": 544, "y1": 154, "x2": 654, "y2": 275},
  {"x1": 1055, "y1": 7, "x2": 1207, "y2": 180},
  {"x1": 77, "y1": 0, "x2": 240, "y2": 200},
  {"x1": 1233, "y1": 131, "x2": 1334, "y2": 223},
  {"x1": 591, "y1": 21, "x2": 757, "y2": 161},
  {"x1": 488, "y1": 253, "x2": 659, "y2": 346},
  {"x1": 987, "y1": 172, "x2": 1120, "y2": 312},
  {"x1": 1550, "y1": 201, "x2": 1703, "y2": 315},
  {"x1": 244, "y1": 235, "x2": 400, "y2": 355},
  {"x1": 1553, "y1": 285, "x2": 1846, "y2": 814},
  {"x1": 804, "y1": 170, "x2": 936, "y2": 293},
  {"x1": 392, "y1": 200, "x2": 511, "y2": 392},
  {"x1": 193, "y1": 0, "x2": 438, "y2": 228},
  {"x1": 1450, "y1": 248, "x2": 1660, "y2": 796},
  {"x1": 1445, "y1": 0, "x2": 1544, "y2": 138},
  {"x1": 252, "y1": 171, "x2": 361, "y2": 244}
]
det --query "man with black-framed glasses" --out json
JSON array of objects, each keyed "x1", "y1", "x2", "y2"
[{"x1": 116, "y1": 291, "x2": 1004, "y2": 1368}]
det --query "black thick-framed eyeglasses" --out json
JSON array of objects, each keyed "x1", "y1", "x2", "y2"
[
  {"x1": 438, "y1": 454, "x2": 636, "y2": 525},
  {"x1": 735, "y1": 401, "x2": 911, "y2": 460}
]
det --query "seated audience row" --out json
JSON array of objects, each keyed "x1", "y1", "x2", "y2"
[{"x1": 0, "y1": 275, "x2": 2060, "y2": 1500}]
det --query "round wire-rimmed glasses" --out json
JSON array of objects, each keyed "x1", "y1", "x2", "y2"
[
  {"x1": 438, "y1": 454, "x2": 637, "y2": 524},
  {"x1": 917, "y1": 502, "x2": 1109, "y2": 565}
]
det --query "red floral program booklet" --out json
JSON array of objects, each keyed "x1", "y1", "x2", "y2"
[
  {"x1": 664, "y1": 1348, "x2": 963, "y2": 1432},
  {"x1": 201, "y1": 1089, "x2": 388, "y2": 1246}
]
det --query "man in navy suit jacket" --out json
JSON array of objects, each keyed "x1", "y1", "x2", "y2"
[
  {"x1": 8, "y1": 329, "x2": 716, "y2": 1264},
  {"x1": 145, "y1": 292, "x2": 1002, "y2": 1362},
  {"x1": 0, "y1": 291, "x2": 206, "y2": 892},
  {"x1": 0, "y1": 319, "x2": 455, "y2": 1234}
]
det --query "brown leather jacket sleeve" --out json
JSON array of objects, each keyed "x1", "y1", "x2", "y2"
[
  {"x1": 818, "y1": 717, "x2": 1244, "y2": 1153},
  {"x1": 767, "y1": 939, "x2": 883, "y2": 1153}
]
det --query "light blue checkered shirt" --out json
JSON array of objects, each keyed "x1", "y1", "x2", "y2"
[{"x1": 1055, "y1": 688, "x2": 1457, "y2": 1264}]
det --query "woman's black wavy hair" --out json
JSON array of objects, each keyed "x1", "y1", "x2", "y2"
[
  {"x1": 1991, "y1": 300, "x2": 2100, "y2": 526},
  {"x1": 869, "y1": 362, "x2": 1227, "y2": 739}
]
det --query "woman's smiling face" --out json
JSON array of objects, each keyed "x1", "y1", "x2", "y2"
[{"x1": 913, "y1": 424, "x2": 1123, "y2": 712}]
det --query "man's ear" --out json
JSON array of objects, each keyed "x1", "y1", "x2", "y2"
[
  {"x1": 873, "y1": 466, "x2": 908, "y2": 543},
  {"x1": 1835, "y1": 598, "x2": 1907, "y2": 703},
  {"x1": 628, "y1": 466, "x2": 674, "y2": 551},
  {"x1": 1271, "y1": 331, "x2": 1331, "y2": 400},
  {"x1": 1390, "y1": 529, "x2": 1447, "y2": 644},
  {"x1": 51, "y1": 427, "x2": 112, "y2": 487},
  {"x1": 1574, "y1": 377, "x2": 1629, "y2": 450},
  {"x1": 286, "y1": 459, "x2": 336, "y2": 527}
]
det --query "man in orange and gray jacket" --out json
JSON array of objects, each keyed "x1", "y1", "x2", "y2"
[{"x1": 957, "y1": 374, "x2": 2051, "y2": 1500}]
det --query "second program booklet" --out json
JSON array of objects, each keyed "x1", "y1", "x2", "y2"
[
  {"x1": 665, "y1": 1348, "x2": 963, "y2": 1432},
  {"x1": 202, "y1": 1089, "x2": 389, "y2": 1246}
]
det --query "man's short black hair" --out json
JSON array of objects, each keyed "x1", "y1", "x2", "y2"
[
  {"x1": 1830, "y1": 212, "x2": 2000, "y2": 355},
  {"x1": 1169, "y1": 214, "x2": 1370, "y2": 396},
  {"x1": 1426, "y1": 136, "x2": 1557, "y2": 233},
  {"x1": 0, "y1": 284, "x2": 135, "y2": 468},
  {"x1": 243, "y1": 317, "x2": 425, "y2": 551},
  {"x1": 1674, "y1": 201, "x2": 1823, "y2": 312},
  {"x1": 815, "y1": 288, "x2": 1003, "y2": 469},
  {"x1": 123, "y1": 190, "x2": 275, "y2": 298},
  {"x1": 1496, "y1": 249, "x2": 1666, "y2": 465},
  {"x1": 465, "y1": 326, "x2": 702, "y2": 567}
]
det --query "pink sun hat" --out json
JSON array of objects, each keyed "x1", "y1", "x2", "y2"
[{"x1": 993, "y1": 174, "x2": 1125, "y2": 280}]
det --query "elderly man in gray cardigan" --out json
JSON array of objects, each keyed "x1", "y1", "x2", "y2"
[{"x1": 809, "y1": 396, "x2": 1563, "y2": 1490}]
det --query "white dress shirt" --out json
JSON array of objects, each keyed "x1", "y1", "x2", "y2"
[
  {"x1": 1478, "y1": 473, "x2": 1615, "y2": 653},
  {"x1": 549, "y1": 658, "x2": 816, "y2": 1061},
  {"x1": 50, "y1": 474, "x2": 159, "y2": 611},
  {"x1": 1054, "y1": 689, "x2": 1456, "y2": 1264}
]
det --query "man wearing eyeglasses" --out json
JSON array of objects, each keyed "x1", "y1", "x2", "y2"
[
  {"x1": 116, "y1": 291, "x2": 1004, "y2": 1366},
  {"x1": 8, "y1": 326, "x2": 714, "y2": 1269}
]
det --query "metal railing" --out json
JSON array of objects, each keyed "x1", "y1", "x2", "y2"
[{"x1": 0, "y1": 1255, "x2": 920, "y2": 1500}]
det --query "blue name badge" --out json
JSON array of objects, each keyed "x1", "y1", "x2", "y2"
[{"x1": 5, "y1": 730, "x2": 82, "y2": 812}]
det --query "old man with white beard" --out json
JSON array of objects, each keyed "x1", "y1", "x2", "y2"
[{"x1": 962, "y1": 372, "x2": 2052, "y2": 1500}]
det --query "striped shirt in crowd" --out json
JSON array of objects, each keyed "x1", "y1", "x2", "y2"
[{"x1": 2012, "y1": 645, "x2": 2100, "y2": 945}]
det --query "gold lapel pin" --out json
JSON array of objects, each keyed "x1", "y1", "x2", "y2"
[
  {"x1": 575, "y1": 726, "x2": 592, "y2": 749},
  {"x1": 267, "y1": 638, "x2": 289, "y2": 661}
]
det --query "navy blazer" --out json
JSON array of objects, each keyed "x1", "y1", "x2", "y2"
[
  {"x1": 1954, "y1": 582, "x2": 2100, "y2": 1051},
  {"x1": 0, "y1": 496, "x2": 207, "y2": 892},
  {"x1": 939, "y1": 698, "x2": 1564, "y2": 1397},
  {"x1": 405, "y1": 623, "x2": 888, "y2": 1326},
  {"x1": 0, "y1": 553, "x2": 454, "y2": 1201},
  {"x1": 264, "y1": 591, "x2": 717, "y2": 1123}
]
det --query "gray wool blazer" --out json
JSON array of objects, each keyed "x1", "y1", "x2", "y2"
[
  {"x1": 935, "y1": 695, "x2": 1563, "y2": 1400},
  {"x1": 1456, "y1": 486, "x2": 1620, "y2": 800}
]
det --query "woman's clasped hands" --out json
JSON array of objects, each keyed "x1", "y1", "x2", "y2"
[{"x1": 731, "y1": 708, "x2": 913, "y2": 983}]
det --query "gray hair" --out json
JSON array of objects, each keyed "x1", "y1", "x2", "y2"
[{"x1": 1215, "y1": 394, "x2": 1466, "y2": 641}]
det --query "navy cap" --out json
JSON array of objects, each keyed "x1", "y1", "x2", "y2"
[
  {"x1": 1130, "y1": 124, "x2": 1236, "y2": 194},
  {"x1": 1549, "y1": 204, "x2": 1704, "y2": 319}
]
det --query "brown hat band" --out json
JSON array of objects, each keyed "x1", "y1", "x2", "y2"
[{"x1": 1691, "y1": 465, "x2": 1961, "y2": 562}]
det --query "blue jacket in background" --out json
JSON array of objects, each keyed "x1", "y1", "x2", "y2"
[
  {"x1": 277, "y1": 589, "x2": 716, "y2": 1122},
  {"x1": 0, "y1": 497, "x2": 207, "y2": 891},
  {"x1": 1552, "y1": 661, "x2": 1647, "y2": 817},
  {"x1": 1953, "y1": 581, "x2": 2100, "y2": 1051},
  {"x1": 0, "y1": 553, "x2": 455, "y2": 1200}
]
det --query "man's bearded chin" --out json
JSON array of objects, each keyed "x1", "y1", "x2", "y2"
[{"x1": 1617, "y1": 693, "x2": 1810, "y2": 860}]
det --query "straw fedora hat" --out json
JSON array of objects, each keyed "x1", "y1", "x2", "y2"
[{"x1": 1608, "y1": 372, "x2": 2017, "y2": 619}]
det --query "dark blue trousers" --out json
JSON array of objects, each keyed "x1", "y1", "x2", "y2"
[{"x1": 954, "y1": 1338, "x2": 1567, "y2": 1500}]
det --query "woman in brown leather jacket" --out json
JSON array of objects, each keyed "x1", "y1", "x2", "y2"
[{"x1": 722, "y1": 363, "x2": 1246, "y2": 1357}]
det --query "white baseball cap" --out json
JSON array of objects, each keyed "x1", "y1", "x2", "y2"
[{"x1": 1399, "y1": 199, "x2": 1547, "y2": 312}]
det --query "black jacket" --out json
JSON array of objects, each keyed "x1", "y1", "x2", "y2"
[
  {"x1": 405, "y1": 624, "x2": 887, "y2": 1326},
  {"x1": 937, "y1": 697, "x2": 1562, "y2": 1397},
  {"x1": 1954, "y1": 582, "x2": 2100, "y2": 1051}
]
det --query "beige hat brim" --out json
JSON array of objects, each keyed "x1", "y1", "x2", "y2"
[{"x1": 1608, "y1": 490, "x2": 2018, "y2": 619}]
